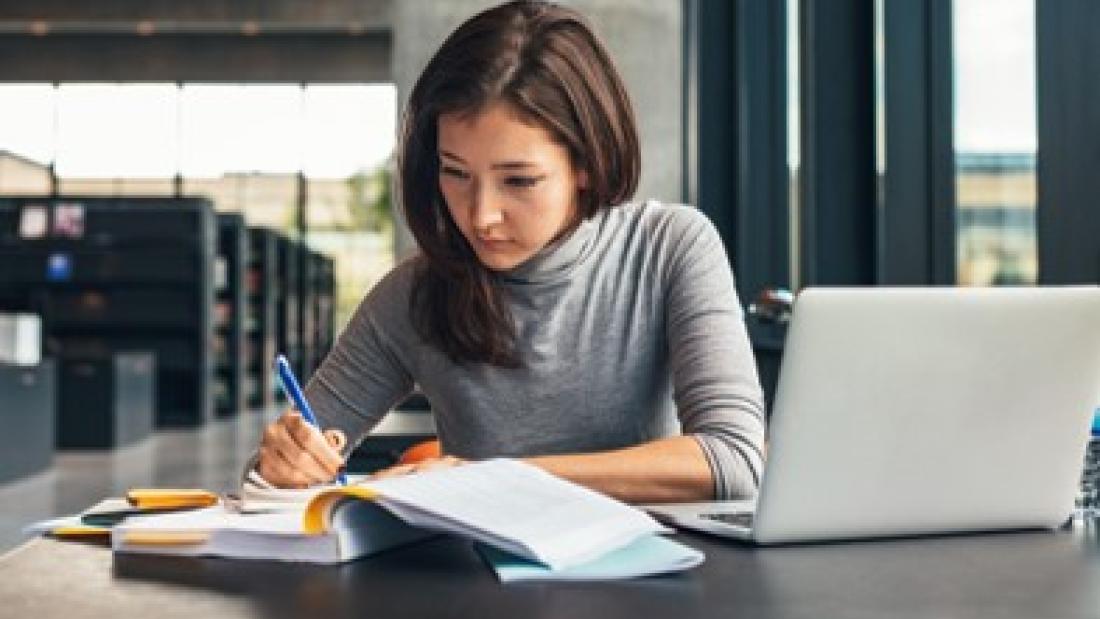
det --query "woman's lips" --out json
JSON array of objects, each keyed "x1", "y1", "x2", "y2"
[{"x1": 476, "y1": 238, "x2": 512, "y2": 251}]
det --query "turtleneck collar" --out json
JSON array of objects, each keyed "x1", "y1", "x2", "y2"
[{"x1": 501, "y1": 212, "x2": 600, "y2": 285}]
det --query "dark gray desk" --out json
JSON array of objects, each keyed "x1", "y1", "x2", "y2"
[{"x1": 1, "y1": 523, "x2": 1098, "y2": 619}]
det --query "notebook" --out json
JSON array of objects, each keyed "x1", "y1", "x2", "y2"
[
  {"x1": 476, "y1": 535, "x2": 704, "y2": 582},
  {"x1": 113, "y1": 459, "x2": 688, "y2": 573}
]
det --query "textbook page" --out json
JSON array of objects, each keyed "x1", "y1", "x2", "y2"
[
  {"x1": 239, "y1": 470, "x2": 368, "y2": 512},
  {"x1": 116, "y1": 506, "x2": 304, "y2": 535},
  {"x1": 363, "y1": 459, "x2": 668, "y2": 570}
]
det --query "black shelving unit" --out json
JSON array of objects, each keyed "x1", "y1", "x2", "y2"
[
  {"x1": 245, "y1": 227, "x2": 277, "y2": 411},
  {"x1": 0, "y1": 196, "x2": 215, "y2": 427},
  {"x1": 214, "y1": 213, "x2": 246, "y2": 418},
  {"x1": 297, "y1": 246, "x2": 336, "y2": 378},
  {"x1": 274, "y1": 233, "x2": 302, "y2": 396},
  {"x1": 299, "y1": 245, "x2": 318, "y2": 379},
  {"x1": 310, "y1": 251, "x2": 336, "y2": 374}
]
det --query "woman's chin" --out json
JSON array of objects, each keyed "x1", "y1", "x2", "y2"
[
  {"x1": 478, "y1": 255, "x2": 523, "y2": 272},
  {"x1": 475, "y1": 248, "x2": 528, "y2": 272}
]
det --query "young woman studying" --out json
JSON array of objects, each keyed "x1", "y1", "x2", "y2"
[{"x1": 252, "y1": 0, "x2": 766, "y2": 504}]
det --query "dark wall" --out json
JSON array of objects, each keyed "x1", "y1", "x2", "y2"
[
  {"x1": 0, "y1": 33, "x2": 391, "y2": 82},
  {"x1": 0, "y1": 0, "x2": 392, "y2": 82}
]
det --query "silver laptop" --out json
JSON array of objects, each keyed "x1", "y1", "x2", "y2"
[{"x1": 645, "y1": 287, "x2": 1100, "y2": 544}]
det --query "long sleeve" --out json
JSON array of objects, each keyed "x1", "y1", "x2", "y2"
[
  {"x1": 302, "y1": 260, "x2": 419, "y2": 451},
  {"x1": 663, "y1": 209, "x2": 767, "y2": 500}
]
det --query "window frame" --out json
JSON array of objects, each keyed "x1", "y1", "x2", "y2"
[{"x1": 1036, "y1": 0, "x2": 1100, "y2": 284}]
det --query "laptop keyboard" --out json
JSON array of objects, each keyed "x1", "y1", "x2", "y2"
[{"x1": 700, "y1": 511, "x2": 755, "y2": 528}]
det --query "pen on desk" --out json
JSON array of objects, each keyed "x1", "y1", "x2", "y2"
[{"x1": 274, "y1": 354, "x2": 348, "y2": 485}]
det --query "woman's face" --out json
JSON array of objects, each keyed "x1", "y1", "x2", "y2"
[{"x1": 437, "y1": 101, "x2": 586, "y2": 272}]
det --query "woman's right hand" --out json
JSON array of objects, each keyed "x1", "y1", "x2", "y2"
[{"x1": 256, "y1": 409, "x2": 347, "y2": 488}]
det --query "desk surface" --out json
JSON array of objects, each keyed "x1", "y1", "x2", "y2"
[{"x1": 2, "y1": 523, "x2": 1099, "y2": 619}]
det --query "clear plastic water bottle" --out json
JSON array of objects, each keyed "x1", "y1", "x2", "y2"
[{"x1": 1079, "y1": 408, "x2": 1100, "y2": 519}]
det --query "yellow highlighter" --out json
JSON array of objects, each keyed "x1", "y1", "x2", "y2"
[
  {"x1": 125, "y1": 489, "x2": 220, "y2": 511},
  {"x1": 120, "y1": 531, "x2": 210, "y2": 547},
  {"x1": 49, "y1": 525, "x2": 111, "y2": 540}
]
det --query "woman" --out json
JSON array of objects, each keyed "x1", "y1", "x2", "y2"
[{"x1": 255, "y1": 0, "x2": 765, "y2": 503}]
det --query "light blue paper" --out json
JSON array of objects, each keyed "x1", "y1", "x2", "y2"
[{"x1": 478, "y1": 534, "x2": 704, "y2": 582}]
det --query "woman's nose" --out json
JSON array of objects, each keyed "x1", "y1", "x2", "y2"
[{"x1": 470, "y1": 185, "x2": 504, "y2": 231}]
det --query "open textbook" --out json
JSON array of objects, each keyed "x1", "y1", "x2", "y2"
[{"x1": 112, "y1": 459, "x2": 695, "y2": 573}]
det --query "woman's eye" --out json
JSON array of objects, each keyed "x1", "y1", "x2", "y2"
[
  {"x1": 505, "y1": 175, "x2": 543, "y2": 188},
  {"x1": 440, "y1": 166, "x2": 469, "y2": 180}
]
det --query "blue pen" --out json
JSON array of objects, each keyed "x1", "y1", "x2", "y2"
[{"x1": 275, "y1": 354, "x2": 348, "y2": 485}]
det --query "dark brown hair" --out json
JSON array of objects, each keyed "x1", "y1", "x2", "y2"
[{"x1": 399, "y1": 0, "x2": 640, "y2": 367}]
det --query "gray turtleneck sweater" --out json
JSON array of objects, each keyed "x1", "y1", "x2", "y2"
[{"x1": 304, "y1": 200, "x2": 766, "y2": 500}]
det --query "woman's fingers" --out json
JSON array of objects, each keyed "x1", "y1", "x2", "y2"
[
  {"x1": 256, "y1": 410, "x2": 346, "y2": 488},
  {"x1": 257, "y1": 410, "x2": 467, "y2": 488},
  {"x1": 258, "y1": 441, "x2": 311, "y2": 489},
  {"x1": 267, "y1": 425, "x2": 327, "y2": 485},
  {"x1": 283, "y1": 413, "x2": 344, "y2": 477}
]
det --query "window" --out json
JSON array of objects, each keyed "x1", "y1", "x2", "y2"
[
  {"x1": 0, "y1": 81, "x2": 397, "y2": 328},
  {"x1": 301, "y1": 84, "x2": 396, "y2": 328},
  {"x1": 952, "y1": 0, "x2": 1038, "y2": 286},
  {"x1": 0, "y1": 84, "x2": 54, "y2": 195},
  {"x1": 56, "y1": 83, "x2": 178, "y2": 194}
]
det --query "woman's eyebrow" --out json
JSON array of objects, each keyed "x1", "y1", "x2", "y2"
[
  {"x1": 439, "y1": 150, "x2": 465, "y2": 163},
  {"x1": 439, "y1": 151, "x2": 540, "y2": 171},
  {"x1": 491, "y1": 161, "x2": 538, "y2": 170}
]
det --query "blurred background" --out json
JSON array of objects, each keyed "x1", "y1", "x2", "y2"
[{"x1": 1, "y1": 0, "x2": 1098, "y2": 552}]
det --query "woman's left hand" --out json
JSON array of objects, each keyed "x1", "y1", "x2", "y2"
[{"x1": 369, "y1": 455, "x2": 466, "y2": 480}]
